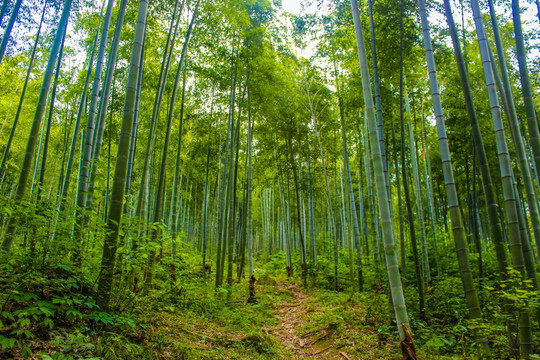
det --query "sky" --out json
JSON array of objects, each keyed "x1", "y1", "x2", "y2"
[
  {"x1": 281, "y1": 0, "x2": 320, "y2": 16},
  {"x1": 281, "y1": 0, "x2": 303, "y2": 15}
]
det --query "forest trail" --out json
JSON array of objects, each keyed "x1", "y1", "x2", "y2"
[
  {"x1": 146, "y1": 276, "x2": 396, "y2": 360},
  {"x1": 268, "y1": 281, "x2": 354, "y2": 360}
]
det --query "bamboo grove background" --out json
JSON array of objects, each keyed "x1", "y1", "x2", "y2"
[{"x1": 0, "y1": 0, "x2": 539, "y2": 358}]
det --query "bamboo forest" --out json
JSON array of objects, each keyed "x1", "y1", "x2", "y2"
[{"x1": 1, "y1": 0, "x2": 540, "y2": 358}]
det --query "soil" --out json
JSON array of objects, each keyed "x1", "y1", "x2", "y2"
[{"x1": 268, "y1": 281, "x2": 353, "y2": 360}]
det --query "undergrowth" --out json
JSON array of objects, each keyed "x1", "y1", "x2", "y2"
[{"x1": 1, "y1": 239, "x2": 538, "y2": 359}]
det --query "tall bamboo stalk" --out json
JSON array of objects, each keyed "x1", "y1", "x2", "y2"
[
  {"x1": 418, "y1": 0, "x2": 489, "y2": 356},
  {"x1": 0, "y1": 0, "x2": 8, "y2": 26},
  {"x1": 367, "y1": 0, "x2": 389, "y2": 204},
  {"x1": 37, "y1": 29, "x2": 66, "y2": 200},
  {"x1": 0, "y1": 0, "x2": 22, "y2": 64},
  {"x1": 469, "y1": 0, "x2": 532, "y2": 354},
  {"x1": 511, "y1": 0, "x2": 540, "y2": 192},
  {"x1": 442, "y1": 0, "x2": 508, "y2": 282},
  {"x1": 87, "y1": 0, "x2": 129, "y2": 210},
  {"x1": 336, "y1": 73, "x2": 363, "y2": 291},
  {"x1": 420, "y1": 104, "x2": 441, "y2": 276},
  {"x1": 247, "y1": 86, "x2": 255, "y2": 299},
  {"x1": 0, "y1": 1, "x2": 47, "y2": 179},
  {"x1": 400, "y1": 61, "x2": 424, "y2": 319},
  {"x1": 75, "y1": 0, "x2": 115, "y2": 230},
  {"x1": 1, "y1": 0, "x2": 73, "y2": 257},
  {"x1": 145, "y1": 6, "x2": 197, "y2": 287},
  {"x1": 350, "y1": 1, "x2": 414, "y2": 353},
  {"x1": 408, "y1": 121, "x2": 430, "y2": 284},
  {"x1": 135, "y1": 0, "x2": 184, "y2": 230},
  {"x1": 488, "y1": 0, "x2": 540, "y2": 262},
  {"x1": 96, "y1": 0, "x2": 148, "y2": 308}
]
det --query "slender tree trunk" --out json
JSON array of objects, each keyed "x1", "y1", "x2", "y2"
[
  {"x1": 305, "y1": 73, "x2": 337, "y2": 288},
  {"x1": 391, "y1": 121, "x2": 406, "y2": 277},
  {"x1": 1, "y1": 0, "x2": 73, "y2": 257},
  {"x1": 367, "y1": 0, "x2": 389, "y2": 205},
  {"x1": 0, "y1": 0, "x2": 8, "y2": 26},
  {"x1": 337, "y1": 76, "x2": 363, "y2": 291},
  {"x1": 418, "y1": 0, "x2": 490, "y2": 357},
  {"x1": 0, "y1": 1, "x2": 47, "y2": 179},
  {"x1": 87, "y1": 0, "x2": 128, "y2": 211},
  {"x1": 350, "y1": 1, "x2": 415, "y2": 355},
  {"x1": 307, "y1": 157, "x2": 316, "y2": 266},
  {"x1": 511, "y1": 0, "x2": 540, "y2": 194},
  {"x1": 488, "y1": 0, "x2": 540, "y2": 263},
  {"x1": 0, "y1": 0, "x2": 22, "y2": 64},
  {"x1": 288, "y1": 135, "x2": 307, "y2": 287},
  {"x1": 535, "y1": 0, "x2": 540, "y2": 26},
  {"x1": 135, "y1": 0, "x2": 184, "y2": 223},
  {"x1": 216, "y1": 59, "x2": 238, "y2": 288},
  {"x1": 96, "y1": 0, "x2": 148, "y2": 308},
  {"x1": 37, "y1": 29, "x2": 66, "y2": 200},
  {"x1": 75, "y1": 0, "x2": 115, "y2": 227},
  {"x1": 420, "y1": 104, "x2": 441, "y2": 276},
  {"x1": 470, "y1": 0, "x2": 532, "y2": 354},
  {"x1": 408, "y1": 121, "x2": 430, "y2": 285},
  {"x1": 400, "y1": 55, "x2": 425, "y2": 319},
  {"x1": 443, "y1": 0, "x2": 508, "y2": 287},
  {"x1": 202, "y1": 146, "x2": 210, "y2": 275},
  {"x1": 125, "y1": 34, "x2": 144, "y2": 208},
  {"x1": 363, "y1": 115, "x2": 380, "y2": 270},
  {"x1": 145, "y1": 7, "x2": 197, "y2": 287},
  {"x1": 247, "y1": 87, "x2": 255, "y2": 300}
]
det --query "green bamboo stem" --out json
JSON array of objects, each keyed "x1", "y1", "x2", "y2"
[
  {"x1": 443, "y1": 0, "x2": 508, "y2": 283},
  {"x1": 391, "y1": 121, "x2": 406, "y2": 276},
  {"x1": 350, "y1": 0, "x2": 413, "y2": 350},
  {"x1": 0, "y1": 0, "x2": 22, "y2": 64},
  {"x1": 96, "y1": 0, "x2": 148, "y2": 308},
  {"x1": 337, "y1": 77, "x2": 363, "y2": 291},
  {"x1": 420, "y1": 104, "x2": 441, "y2": 276},
  {"x1": 1, "y1": 0, "x2": 73, "y2": 257},
  {"x1": 489, "y1": 0, "x2": 540, "y2": 262},
  {"x1": 367, "y1": 0, "x2": 390, "y2": 206},
  {"x1": 88, "y1": 0, "x2": 129, "y2": 210},
  {"x1": 145, "y1": 7, "x2": 197, "y2": 287},
  {"x1": 418, "y1": 0, "x2": 489, "y2": 357},
  {"x1": 307, "y1": 157, "x2": 316, "y2": 265},
  {"x1": 408, "y1": 121, "x2": 430, "y2": 284},
  {"x1": 362, "y1": 115, "x2": 380, "y2": 267},
  {"x1": 247, "y1": 89, "x2": 254, "y2": 279},
  {"x1": 75, "y1": 0, "x2": 115, "y2": 228},
  {"x1": 135, "y1": 0, "x2": 184, "y2": 228},
  {"x1": 0, "y1": 1, "x2": 47, "y2": 179},
  {"x1": 470, "y1": 1, "x2": 534, "y2": 355},
  {"x1": 0, "y1": 0, "x2": 8, "y2": 25},
  {"x1": 37, "y1": 29, "x2": 66, "y2": 200},
  {"x1": 511, "y1": 0, "x2": 540, "y2": 197}
]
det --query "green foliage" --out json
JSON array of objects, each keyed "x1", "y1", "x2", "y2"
[
  {"x1": 0, "y1": 0, "x2": 539, "y2": 358},
  {"x1": 0, "y1": 260, "x2": 142, "y2": 359}
]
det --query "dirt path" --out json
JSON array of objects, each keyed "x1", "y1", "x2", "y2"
[{"x1": 268, "y1": 281, "x2": 353, "y2": 360}]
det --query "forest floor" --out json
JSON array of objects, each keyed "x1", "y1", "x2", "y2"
[
  {"x1": 1, "y1": 259, "x2": 467, "y2": 359},
  {"x1": 267, "y1": 281, "x2": 363, "y2": 360},
  {"x1": 147, "y1": 274, "x2": 401, "y2": 360}
]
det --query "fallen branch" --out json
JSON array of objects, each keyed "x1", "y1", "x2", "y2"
[
  {"x1": 301, "y1": 326, "x2": 328, "y2": 338},
  {"x1": 340, "y1": 351, "x2": 352, "y2": 360},
  {"x1": 310, "y1": 344, "x2": 334, "y2": 355},
  {"x1": 301, "y1": 331, "x2": 329, "y2": 348}
]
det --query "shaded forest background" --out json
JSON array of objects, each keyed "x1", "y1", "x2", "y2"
[{"x1": 0, "y1": 0, "x2": 539, "y2": 358}]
